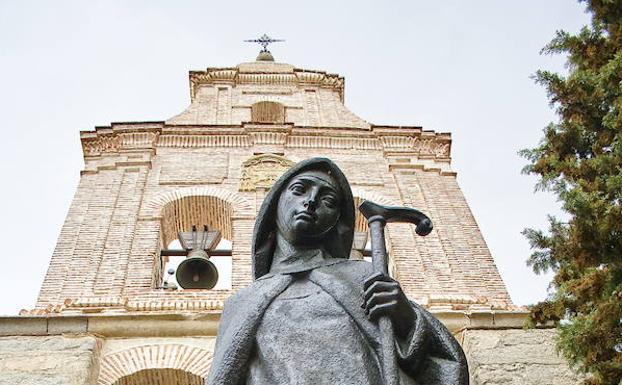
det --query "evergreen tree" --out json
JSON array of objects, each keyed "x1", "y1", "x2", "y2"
[{"x1": 520, "y1": 1, "x2": 622, "y2": 384}]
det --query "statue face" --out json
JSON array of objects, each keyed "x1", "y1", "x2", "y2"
[{"x1": 276, "y1": 170, "x2": 341, "y2": 244}]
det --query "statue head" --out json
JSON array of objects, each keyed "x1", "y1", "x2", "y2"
[
  {"x1": 252, "y1": 158, "x2": 355, "y2": 279},
  {"x1": 275, "y1": 169, "x2": 342, "y2": 244}
]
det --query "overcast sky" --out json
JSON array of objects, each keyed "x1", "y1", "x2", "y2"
[{"x1": 0, "y1": 1, "x2": 590, "y2": 315}]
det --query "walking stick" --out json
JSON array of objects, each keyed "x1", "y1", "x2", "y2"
[{"x1": 359, "y1": 200, "x2": 433, "y2": 385}]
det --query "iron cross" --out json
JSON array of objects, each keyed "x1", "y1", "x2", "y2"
[{"x1": 244, "y1": 34, "x2": 285, "y2": 52}]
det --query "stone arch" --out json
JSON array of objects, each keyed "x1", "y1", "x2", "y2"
[
  {"x1": 114, "y1": 369, "x2": 203, "y2": 385},
  {"x1": 251, "y1": 101, "x2": 285, "y2": 123},
  {"x1": 160, "y1": 195, "x2": 234, "y2": 246},
  {"x1": 97, "y1": 344, "x2": 213, "y2": 385},
  {"x1": 142, "y1": 187, "x2": 253, "y2": 289},
  {"x1": 142, "y1": 186, "x2": 254, "y2": 218}
]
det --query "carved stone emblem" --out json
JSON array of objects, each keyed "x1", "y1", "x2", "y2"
[{"x1": 239, "y1": 154, "x2": 294, "y2": 191}]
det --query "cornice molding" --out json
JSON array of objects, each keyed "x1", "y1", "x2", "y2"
[
  {"x1": 189, "y1": 66, "x2": 345, "y2": 102},
  {"x1": 81, "y1": 122, "x2": 162, "y2": 156},
  {"x1": 2, "y1": 310, "x2": 535, "y2": 337},
  {"x1": 80, "y1": 123, "x2": 452, "y2": 164}
]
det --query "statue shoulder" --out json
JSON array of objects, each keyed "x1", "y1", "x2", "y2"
[
  {"x1": 221, "y1": 274, "x2": 292, "y2": 314},
  {"x1": 322, "y1": 259, "x2": 374, "y2": 282},
  {"x1": 221, "y1": 282, "x2": 254, "y2": 311}
]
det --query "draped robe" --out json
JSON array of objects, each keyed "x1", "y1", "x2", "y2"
[{"x1": 206, "y1": 259, "x2": 468, "y2": 385}]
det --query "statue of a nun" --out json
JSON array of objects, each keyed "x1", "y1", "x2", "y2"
[{"x1": 206, "y1": 158, "x2": 469, "y2": 385}]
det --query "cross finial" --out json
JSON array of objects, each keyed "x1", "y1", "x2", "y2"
[{"x1": 244, "y1": 34, "x2": 285, "y2": 52}]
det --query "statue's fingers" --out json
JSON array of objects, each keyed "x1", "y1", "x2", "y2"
[
  {"x1": 364, "y1": 290, "x2": 399, "y2": 311},
  {"x1": 363, "y1": 272, "x2": 393, "y2": 290},
  {"x1": 367, "y1": 300, "x2": 398, "y2": 321},
  {"x1": 363, "y1": 272, "x2": 384, "y2": 290},
  {"x1": 363, "y1": 280, "x2": 398, "y2": 302}
]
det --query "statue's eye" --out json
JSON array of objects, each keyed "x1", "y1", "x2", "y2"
[
  {"x1": 322, "y1": 195, "x2": 337, "y2": 208},
  {"x1": 290, "y1": 183, "x2": 306, "y2": 195}
]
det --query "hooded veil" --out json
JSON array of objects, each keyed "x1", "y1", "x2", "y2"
[{"x1": 251, "y1": 157, "x2": 355, "y2": 279}]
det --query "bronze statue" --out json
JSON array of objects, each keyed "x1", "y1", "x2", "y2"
[{"x1": 206, "y1": 158, "x2": 469, "y2": 385}]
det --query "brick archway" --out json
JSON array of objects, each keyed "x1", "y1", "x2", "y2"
[
  {"x1": 97, "y1": 344, "x2": 213, "y2": 385},
  {"x1": 114, "y1": 369, "x2": 203, "y2": 385},
  {"x1": 142, "y1": 186, "x2": 254, "y2": 218}
]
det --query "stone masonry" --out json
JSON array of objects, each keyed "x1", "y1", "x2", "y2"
[
  {"x1": 463, "y1": 329, "x2": 583, "y2": 384},
  {"x1": 0, "y1": 57, "x2": 581, "y2": 384},
  {"x1": 0, "y1": 335, "x2": 100, "y2": 385}
]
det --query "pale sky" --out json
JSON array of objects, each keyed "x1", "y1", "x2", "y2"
[{"x1": 0, "y1": 1, "x2": 590, "y2": 315}]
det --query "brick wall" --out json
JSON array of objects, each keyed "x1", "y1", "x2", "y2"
[{"x1": 33, "y1": 62, "x2": 512, "y2": 315}]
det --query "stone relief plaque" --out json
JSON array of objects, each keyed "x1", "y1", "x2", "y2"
[{"x1": 239, "y1": 154, "x2": 294, "y2": 191}]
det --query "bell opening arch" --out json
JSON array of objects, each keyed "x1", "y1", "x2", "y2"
[{"x1": 141, "y1": 186, "x2": 254, "y2": 292}]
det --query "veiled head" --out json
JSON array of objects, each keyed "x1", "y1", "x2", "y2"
[{"x1": 252, "y1": 158, "x2": 355, "y2": 279}]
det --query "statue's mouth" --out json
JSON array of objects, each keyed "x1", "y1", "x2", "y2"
[{"x1": 295, "y1": 211, "x2": 317, "y2": 222}]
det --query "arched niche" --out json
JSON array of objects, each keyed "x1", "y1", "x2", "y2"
[
  {"x1": 142, "y1": 186, "x2": 254, "y2": 219},
  {"x1": 159, "y1": 195, "x2": 235, "y2": 290},
  {"x1": 160, "y1": 195, "x2": 233, "y2": 247},
  {"x1": 251, "y1": 101, "x2": 285, "y2": 123},
  {"x1": 113, "y1": 368, "x2": 203, "y2": 385},
  {"x1": 142, "y1": 187, "x2": 254, "y2": 291}
]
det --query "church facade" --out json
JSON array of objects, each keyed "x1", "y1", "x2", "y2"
[{"x1": 0, "y1": 54, "x2": 580, "y2": 384}]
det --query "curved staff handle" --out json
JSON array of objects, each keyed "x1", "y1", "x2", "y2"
[
  {"x1": 359, "y1": 200, "x2": 433, "y2": 385},
  {"x1": 359, "y1": 200, "x2": 433, "y2": 236}
]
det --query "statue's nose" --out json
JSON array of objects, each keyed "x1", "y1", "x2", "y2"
[
  {"x1": 303, "y1": 186, "x2": 321, "y2": 211},
  {"x1": 303, "y1": 198, "x2": 317, "y2": 211}
]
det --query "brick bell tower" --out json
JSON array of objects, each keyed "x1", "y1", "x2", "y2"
[
  {"x1": 0, "y1": 47, "x2": 580, "y2": 385},
  {"x1": 35, "y1": 59, "x2": 513, "y2": 316}
]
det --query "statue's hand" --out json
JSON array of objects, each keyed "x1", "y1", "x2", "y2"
[{"x1": 363, "y1": 272, "x2": 417, "y2": 339}]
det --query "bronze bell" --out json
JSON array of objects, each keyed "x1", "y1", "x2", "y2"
[
  {"x1": 176, "y1": 249, "x2": 219, "y2": 289},
  {"x1": 175, "y1": 225, "x2": 221, "y2": 290}
]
